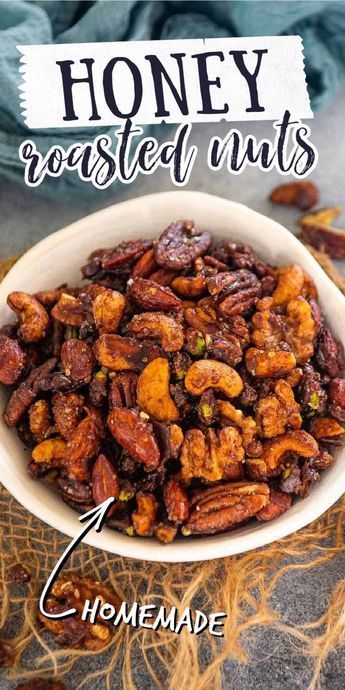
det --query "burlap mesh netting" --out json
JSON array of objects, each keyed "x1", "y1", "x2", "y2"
[{"x1": 0, "y1": 257, "x2": 344, "y2": 690}]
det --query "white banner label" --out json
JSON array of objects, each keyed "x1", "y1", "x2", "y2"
[{"x1": 18, "y1": 36, "x2": 312, "y2": 129}]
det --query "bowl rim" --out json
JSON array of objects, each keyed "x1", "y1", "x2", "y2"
[{"x1": 0, "y1": 189, "x2": 344, "y2": 563}]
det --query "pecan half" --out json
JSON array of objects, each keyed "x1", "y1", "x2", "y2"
[
  {"x1": 299, "y1": 220, "x2": 345, "y2": 258},
  {"x1": 256, "y1": 487, "x2": 292, "y2": 521},
  {"x1": 328, "y1": 378, "x2": 345, "y2": 409},
  {"x1": 100, "y1": 239, "x2": 152, "y2": 270},
  {"x1": 108, "y1": 371, "x2": 138, "y2": 408},
  {"x1": 316, "y1": 326, "x2": 344, "y2": 378},
  {"x1": 155, "y1": 220, "x2": 211, "y2": 270},
  {"x1": 207, "y1": 269, "x2": 260, "y2": 316},
  {"x1": 4, "y1": 357, "x2": 57, "y2": 427},
  {"x1": 183, "y1": 482, "x2": 269, "y2": 535}
]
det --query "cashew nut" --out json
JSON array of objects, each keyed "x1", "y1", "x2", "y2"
[
  {"x1": 32, "y1": 437, "x2": 66, "y2": 466},
  {"x1": 128, "y1": 311, "x2": 184, "y2": 351},
  {"x1": 137, "y1": 357, "x2": 179, "y2": 421},
  {"x1": 260, "y1": 429, "x2": 318, "y2": 475},
  {"x1": 184, "y1": 359, "x2": 243, "y2": 398},
  {"x1": 92, "y1": 288, "x2": 126, "y2": 334},
  {"x1": 7, "y1": 291, "x2": 49, "y2": 342}
]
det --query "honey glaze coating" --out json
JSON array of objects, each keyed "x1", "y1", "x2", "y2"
[{"x1": 1, "y1": 220, "x2": 344, "y2": 542}]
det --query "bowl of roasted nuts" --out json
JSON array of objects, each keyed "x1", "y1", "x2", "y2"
[{"x1": 0, "y1": 191, "x2": 344, "y2": 562}]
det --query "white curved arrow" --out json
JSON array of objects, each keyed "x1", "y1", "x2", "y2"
[{"x1": 39, "y1": 497, "x2": 115, "y2": 619}]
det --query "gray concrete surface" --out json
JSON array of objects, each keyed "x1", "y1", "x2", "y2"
[{"x1": 0, "y1": 83, "x2": 344, "y2": 690}]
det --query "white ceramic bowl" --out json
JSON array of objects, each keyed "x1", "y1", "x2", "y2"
[{"x1": 0, "y1": 191, "x2": 344, "y2": 562}]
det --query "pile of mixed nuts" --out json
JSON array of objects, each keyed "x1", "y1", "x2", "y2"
[{"x1": 0, "y1": 217, "x2": 344, "y2": 542}]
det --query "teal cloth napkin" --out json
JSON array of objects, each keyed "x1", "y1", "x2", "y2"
[{"x1": 0, "y1": 0, "x2": 345, "y2": 201}]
